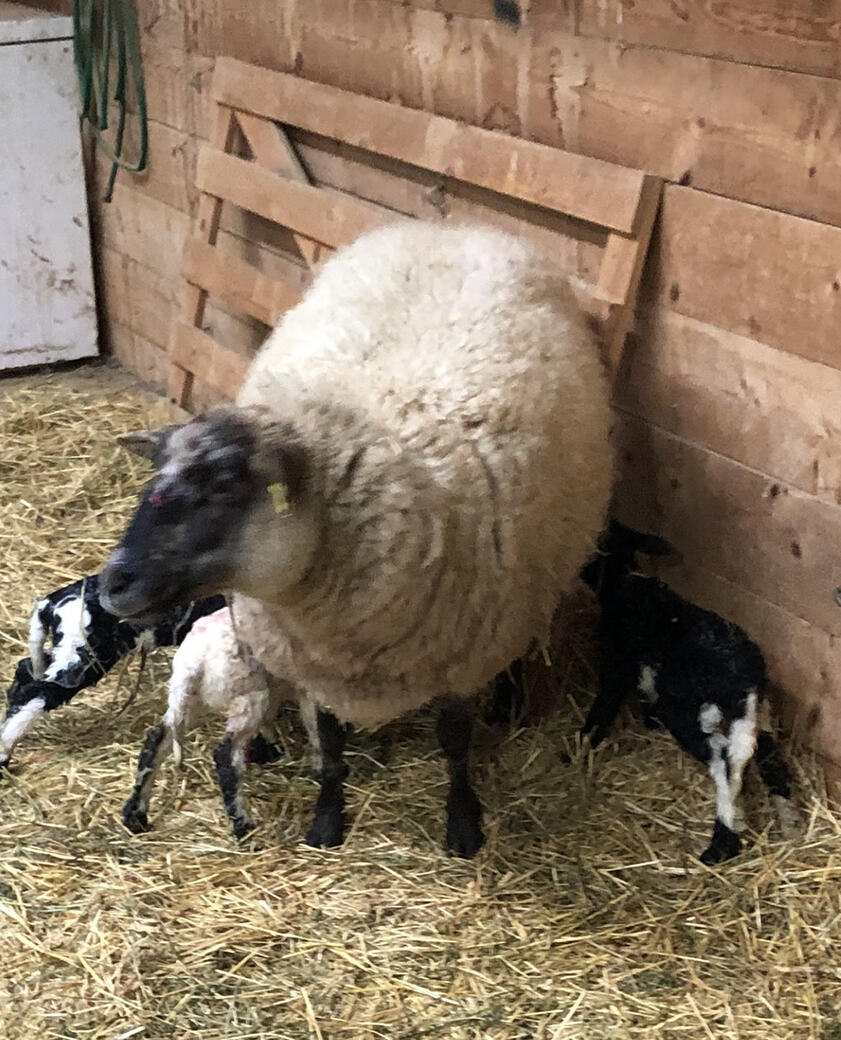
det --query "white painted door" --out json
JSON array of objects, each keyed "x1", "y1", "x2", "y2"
[{"x1": 0, "y1": 7, "x2": 98, "y2": 371}]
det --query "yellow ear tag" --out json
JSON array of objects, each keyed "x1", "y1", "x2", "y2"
[{"x1": 268, "y1": 482, "x2": 290, "y2": 515}]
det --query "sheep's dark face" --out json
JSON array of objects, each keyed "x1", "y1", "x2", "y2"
[{"x1": 100, "y1": 409, "x2": 309, "y2": 622}]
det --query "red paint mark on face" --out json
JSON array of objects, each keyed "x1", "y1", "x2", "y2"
[{"x1": 149, "y1": 492, "x2": 164, "y2": 508}]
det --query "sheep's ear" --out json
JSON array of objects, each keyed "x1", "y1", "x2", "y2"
[{"x1": 117, "y1": 426, "x2": 178, "y2": 462}]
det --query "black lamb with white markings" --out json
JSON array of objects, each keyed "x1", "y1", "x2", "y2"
[
  {"x1": 0, "y1": 573, "x2": 235, "y2": 768},
  {"x1": 581, "y1": 520, "x2": 797, "y2": 865}
]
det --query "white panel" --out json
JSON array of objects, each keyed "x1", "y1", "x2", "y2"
[
  {"x1": 0, "y1": 3, "x2": 71, "y2": 45},
  {"x1": 0, "y1": 35, "x2": 98, "y2": 371}
]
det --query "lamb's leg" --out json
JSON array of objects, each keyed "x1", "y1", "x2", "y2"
[
  {"x1": 581, "y1": 649, "x2": 628, "y2": 748},
  {"x1": 669, "y1": 707, "x2": 741, "y2": 864},
  {"x1": 213, "y1": 735, "x2": 257, "y2": 840},
  {"x1": 754, "y1": 730, "x2": 800, "y2": 838},
  {"x1": 122, "y1": 722, "x2": 173, "y2": 834},
  {"x1": 305, "y1": 708, "x2": 348, "y2": 849},
  {"x1": 438, "y1": 699, "x2": 484, "y2": 858},
  {"x1": 701, "y1": 732, "x2": 743, "y2": 865},
  {"x1": 0, "y1": 697, "x2": 47, "y2": 770}
]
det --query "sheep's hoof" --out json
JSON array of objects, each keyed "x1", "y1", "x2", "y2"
[
  {"x1": 247, "y1": 733, "x2": 283, "y2": 766},
  {"x1": 305, "y1": 811, "x2": 345, "y2": 849},
  {"x1": 700, "y1": 822, "x2": 741, "y2": 865},
  {"x1": 445, "y1": 788, "x2": 485, "y2": 859},
  {"x1": 122, "y1": 806, "x2": 150, "y2": 835},
  {"x1": 233, "y1": 818, "x2": 257, "y2": 841}
]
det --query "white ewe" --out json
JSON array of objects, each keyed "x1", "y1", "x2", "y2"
[{"x1": 102, "y1": 222, "x2": 614, "y2": 856}]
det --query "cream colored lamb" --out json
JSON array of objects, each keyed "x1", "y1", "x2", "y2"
[
  {"x1": 103, "y1": 221, "x2": 615, "y2": 856},
  {"x1": 122, "y1": 606, "x2": 305, "y2": 839}
]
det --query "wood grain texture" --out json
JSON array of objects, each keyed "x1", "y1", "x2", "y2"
[
  {"x1": 648, "y1": 186, "x2": 841, "y2": 371},
  {"x1": 170, "y1": 323, "x2": 250, "y2": 399},
  {"x1": 196, "y1": 146, "x2": 393, "y2": 246},
  {"x1": 616, "y1": 309, "x2": 841, "y2": 503},
  {"x1": 212, "y1": 56, "x2": 648, "y2": 233},
  {"x1": 542, "y1": 32, "x2": 841, "y2": 228},
  {"x1": 181, "y1": 238, "x2": 302, "y2": 326},
  {"x1": 577, "y1": 0, "x2": 841, "y2": 80},
  {"x1": 613, "y1": 414, "x2": 841, "y2": 637}
]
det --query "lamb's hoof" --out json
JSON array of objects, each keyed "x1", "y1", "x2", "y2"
[
  {"x1": 122, "y1": 806, "x2": 150, "y2": 835},
  {"x1": 247, "y1": 733, "x2": 283, "y2": 766},
  {"x1": 700, "y1": 822, "x2": 741, "y2": 865},
  {"x1": 233, "y1": 818, "x2": 257, "y2": 841},
  {"x1": 446, "y1": 789, "x2": 485, "y2": 859},
  {"x1": 580, "y1": 725, "x2": 605, "y2": 749},
  {"x1": 305, "y1": 811, "x2": 345, "y2": 849}
]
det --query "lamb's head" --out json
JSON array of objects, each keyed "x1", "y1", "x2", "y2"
[
  {"x1": 580, "y1": 520, "x2": 676, "y2": 598},
  {"x1": 100, "y1": 408, "x2": 313, "y2": 622}
]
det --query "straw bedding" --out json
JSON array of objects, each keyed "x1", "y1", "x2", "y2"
[{"x1": 1, "y1": 363, "x2": 840, "y2": 1040}]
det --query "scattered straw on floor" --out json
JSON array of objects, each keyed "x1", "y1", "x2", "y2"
[{"x1": 1, "y1": 364, "x2": 841, "y2": 1040}]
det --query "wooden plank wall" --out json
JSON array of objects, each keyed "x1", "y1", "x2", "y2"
[{"x1": 41, "y1": 0, "x2": 841, "y2": 784}]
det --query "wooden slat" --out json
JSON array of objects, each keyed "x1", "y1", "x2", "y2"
[
  {"x1": 543, "y1": 33, "x2": 841, "y2": 229},
  {"x1": 612, "y1": 414, "x2": 841, "y2": 637},
  {"x1": 170, "y1": 105, "x2": 238, "y2": 407},
  {"x1": 181, "y1": 238, "x2": 301, "y2": 327},
  {"x1": 195, "y1": 147, "x2": 392, "y2": 247},
  {"x1": 614, "y1": 309, "x2": 841, "y2": 502},
  {"x1": 212, "y1": 56, "x2": 647, "y2": 235},
  {"x1": 599, "y1": 175, "x2": 663, "y2": 378},
  {"x1": 234, "y1": 112, "x2": 325, "y2": 268},
  {"x1": 170, "y1": 322, "x2": 249, "y2": 398},
  {"x1": 577, "y1": 0, "x2": 841, "y2": 80},
  {"x1": 650, "y1": 185, "x2": 841, "y2": 372}
]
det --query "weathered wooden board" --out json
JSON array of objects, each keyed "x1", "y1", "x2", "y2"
[
  {"x1": 577, "y1": 0, "x2": 841, "y2": 80},
  {"x1": 615, "y1": 309, "x2": 841, "y2": 503},
  {"x1": 648, "y1": 186, "x2": 841, "y2": 372},
  {"x1": 212, "y1": 57, "x2": 649, "y2": 235},
  {"x1": 612, "y1": 415, "x2": 841, "y2": 637},
  {"x1": 540, "y1": 33, "x2": 841, "y2": 229},
  {"x1": 168, "y1": 57, "x2": 660, "y2": 405}
]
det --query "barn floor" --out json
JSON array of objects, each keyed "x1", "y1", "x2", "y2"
[{"x1": 1, "y1": 363, "x2": 841, "y2": 1040}]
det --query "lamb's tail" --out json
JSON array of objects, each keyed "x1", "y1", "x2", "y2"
[{"x1": 27, "y1": 602, "x2": 50, "y2": 679}]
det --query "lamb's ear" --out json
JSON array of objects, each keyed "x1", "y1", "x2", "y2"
[
  {"x1": 609, "y1": 519, "x2": 676, "y2": 559},
  {"x1": 117, "y1": 425, "x2": 179, "y2": 463}
]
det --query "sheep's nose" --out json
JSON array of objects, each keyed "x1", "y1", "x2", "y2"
[{"x1": 100, "y1": 552, "x2": 139, "y2": 605}]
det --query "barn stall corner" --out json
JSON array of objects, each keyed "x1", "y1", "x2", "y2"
[{"x1": 2, "y1": 1, "x2": 841, "y2": 1037}]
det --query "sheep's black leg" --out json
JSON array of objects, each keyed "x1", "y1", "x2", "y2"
[
  {"x1": 484, "y1": 659, "x2": 525, "y2": 726},
  {"x1": 247, "y1": 730, "x2": 283, "y2": 765},
  {"x1": 581, "y1": 648, "x2": 629, "y2": 748},
  {"x1": 305, "y1": 709, "x2": 348, "y2": 849},
  {"x1": 123, "y1": 722, "x2": 171, "y2": 834},
  {"x1": 213, "y1": 735, "x2": 256, "y2": 840},
  {"x1": 438, "y1": 699, "x2": 484, "y2": 858}
]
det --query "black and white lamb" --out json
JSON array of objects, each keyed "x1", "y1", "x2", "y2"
[
  {"x1": 0, "y1": 573, "x2": 228, "y2": 768},
  {"x1": 580, "y1": 520, "x2": 798, "y2": 865}
]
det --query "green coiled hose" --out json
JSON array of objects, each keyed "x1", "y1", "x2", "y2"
[{"x1": 72, "y1": 0, "x2": 148, "y2": 202}]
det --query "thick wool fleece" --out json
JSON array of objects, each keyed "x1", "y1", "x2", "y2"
[{"x1": 233, "y1": 222, "x2": 614, "y2": 729}]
